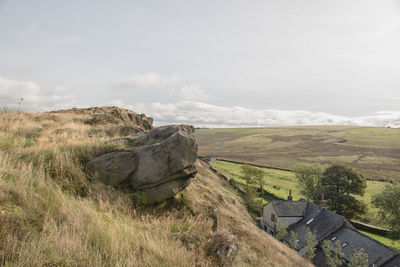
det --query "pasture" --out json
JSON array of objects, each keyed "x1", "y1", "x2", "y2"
[{"x1": 196, "y1": 126, "x2": 400, "y2": 181}]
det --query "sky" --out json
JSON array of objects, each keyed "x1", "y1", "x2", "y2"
[{"x1": 1, "y1": 0, "x2": 400, "y2": 127}]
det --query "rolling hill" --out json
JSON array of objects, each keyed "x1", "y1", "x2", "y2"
[{"x1": 196, "y1": 126, "x2": 400, "y2": 181}]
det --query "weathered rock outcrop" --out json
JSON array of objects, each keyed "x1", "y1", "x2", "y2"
[
  {"x1": 86, "y1": 124, "x2": 198, "y2": 204},
  {"x1": 51, "y1": 106, "x2": 153, "y2": 135}
]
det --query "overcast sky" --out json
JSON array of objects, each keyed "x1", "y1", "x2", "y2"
[{"x1": 1, "y1": 0, "x2": 400, "y2": 127}]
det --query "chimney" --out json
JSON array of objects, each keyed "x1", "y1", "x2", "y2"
[
  {"x1": 287, "y1": 189, "x2": 293, "y2": 201},
  {"x1": 319, "y1": 193, "x2": 328, "y2": 209}
]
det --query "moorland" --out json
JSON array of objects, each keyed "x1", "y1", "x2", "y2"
[
  {"x1": 196, "y1": 126, "x2": 400, "y2": 181},
  {"x1": 196, "y1": 126, "x2": 400, "y2": 250}
]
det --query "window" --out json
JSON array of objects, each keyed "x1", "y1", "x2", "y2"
[
  {"x1": 305, "y1": 218, "x2": 314, "y2": 225},
  {"x1": 342, "y1": 242, "x2": 348, "y2": 248},
  {"x1": 331, "y1": 237, "x2": 337, "y2": 241},
  {"x1": 271, "y1": 213, "x2": 276, "y2": 222}
]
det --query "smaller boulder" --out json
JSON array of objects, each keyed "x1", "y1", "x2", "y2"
[{"x1": 208, "y1": 234, "x2": 238, "y2": 266}]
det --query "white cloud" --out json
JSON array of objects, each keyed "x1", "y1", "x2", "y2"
[
  {"x1": 176, "y1": 85, "x2": 210, "y2": 101},
  {"x1": 0, "y1": 76, "x2": 76, "y2": 112},
  {"x1": 112, "y1": 73, "x2": 211, "y2": 102},
  {"x1": 111, "y1": 100, "x2": 400, "y2": 128},
  {"x1": 114, "y1": 72, "x2": 180, "y2": 90}
]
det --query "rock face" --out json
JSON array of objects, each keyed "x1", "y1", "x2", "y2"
[
  {"x1": 86, "y1": 124, "x2": 198, "y2": 204},
  {"x1": 52, "y1": 106, "x2": 154, "y2": 135}
]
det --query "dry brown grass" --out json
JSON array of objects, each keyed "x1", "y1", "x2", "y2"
[{"x1": 0, "y1": 111, "x2": 312, "y2": 266}]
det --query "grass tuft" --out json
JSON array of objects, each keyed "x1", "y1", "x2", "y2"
[{"x1": 0, "y1": 110, "x2": 312, "y2": 266}]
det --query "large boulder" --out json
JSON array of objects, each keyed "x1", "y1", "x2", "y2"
[{"x1": 86, "y1": 124, "x2": 198, "y2": 204}]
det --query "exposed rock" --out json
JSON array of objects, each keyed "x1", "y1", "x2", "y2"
[
  {"x1": 51, "y1": 106, "x2": 153, "y2": 134},
  {"x1": 129, "y1": 125, "x2": 198, "y2": 190},
  {"x1": 208, "y1": 234, "x2": 238, "y2": 266},
  {"x1": 86, "y1": 124, "x2": 198, "y2": 204},
  {"x1": 107, "y1": 125, "x2": 145, "y2": 137},
  {"x1": 132, "y1": 177, "x2": 193, "y2": 204},
  {"x1": 210, "y1": 207, "x2": 220, "y2": 232},
  {"x1": 86, "y1": 151, "x2": 137, "y2": 186}
]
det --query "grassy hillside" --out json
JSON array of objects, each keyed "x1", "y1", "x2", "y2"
[
  {"x1": 196, "y1": 126, "x2": 400, "y2": 181},
  {"x1": 0, "y1": 111, "x2": 311, "y2": 266}
]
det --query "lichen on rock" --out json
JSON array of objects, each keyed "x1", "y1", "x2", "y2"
[{"x1": 86, "y1": 124, "x2": 198, "y2": 204}]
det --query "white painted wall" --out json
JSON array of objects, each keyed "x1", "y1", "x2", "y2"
[
  {"x1": 262, "y1": 203, "x2": 303, "y2": 236},
  {"x1": 262, "y1": 204, "x2": 276, "y2": 231}
]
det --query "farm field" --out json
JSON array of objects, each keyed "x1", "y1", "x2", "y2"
[
  {"x1": 196, "y1": 126, "x2": 400, "y2": 181},
  {"x1": 210, "y1": 160, "x2": 387, "y2": 208},
  {"x1": 210, "y1": 160, "x2": 387, "y2": 226}
]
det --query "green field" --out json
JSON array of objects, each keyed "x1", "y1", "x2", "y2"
[
  {"x1": 196, "y1": 126, "x2": 400, "y2": 181},
  {"x1": 211, "y1": 160, "x2": 387, "y2": 207},
  {"x1": 210, "y1": 160, "x2": 399, "y2": 250},
  {"x1": 210, "y1": 160, "x2": 387, "y2": 226}
]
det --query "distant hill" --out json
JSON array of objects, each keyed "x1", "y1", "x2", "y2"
[{"x1": 196, "y1": 126, "x2": 400, "y2": 181}]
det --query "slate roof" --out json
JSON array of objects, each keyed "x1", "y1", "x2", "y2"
[
  {"x1": 320, "y1": 226, "x2": 400, "y2": 266},
  {"x1": 271, "y1": 199, "x2": 308, "y2": 217},
  {"x1": 284, "y1": 202, "x2": 349, "y2": 251},
  {"x1": 384, "y1": 255, "x2": 400, "y2": 267},
  {"x1": 268, "y1": 199, "x2": 400, "y2": 266}
]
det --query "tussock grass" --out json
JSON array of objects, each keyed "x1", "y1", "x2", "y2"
[{"x1": 0, "y1": 111, "x2": 311, "y2": 266}]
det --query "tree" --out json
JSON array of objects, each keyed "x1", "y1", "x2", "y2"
[
  {"x1": 289, "y1": 231, "x2": 298, "y2": 249},
  {"x1": 276, "y1": 218, "x2": 288, "y2": 241},
  {"x1": 322, "y1": 240, "x2": 344, "y2": 267},
  {"x1": 243, "y1": 186, "x2": 263, "y2": 218},
  {"x1": 295, "y1": 164, "x2": 323, "y2": 203},
  {"x1": 252, "y1": 168, "x2": 265, "y2": 196},
  {"x1": 348, "y1": 248, "x2": 368, "y2": 267},
  {"x1": 372, "y1": 182, "x2": 400, "y2": 238},
  {"x1": 321, "y1": 164, "x2": 367, "y2": 219},
  {"x1": 305, "y1": 228, "x2": 316, "y2": 260},
  {"x1": 241, "y1": 165, "x2": 265, "y2": 194},
  {"x1": 241, "y1": 164, "x2": 255, "y2": 187}
]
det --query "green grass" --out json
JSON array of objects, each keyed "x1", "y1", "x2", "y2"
[
  {"x1": 211, "y1": 160, "x2": 300, "y2": 201},
  {"x1": 196, "y1": 126, "x2": 400, "y2": 181},
  {"x1": 211, "y1": 160, "x2": 388, "y2": 206},
  {"x1": 211, "y1": 160, "x2": 389, "y2": 225}
]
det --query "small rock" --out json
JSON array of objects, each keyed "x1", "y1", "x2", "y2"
[{"x1": 208, "y1": 234, "x2": 238, "y2": 266}]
